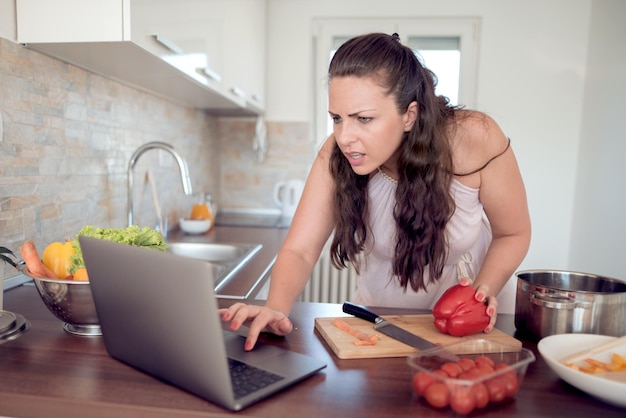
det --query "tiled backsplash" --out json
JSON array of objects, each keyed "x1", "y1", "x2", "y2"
[
  {"x1": 0, "y1": 37, "x2": 312, "y2": 280},
  {"x1": 217, "y1": 118, "x2": 312, "y2": 209}
]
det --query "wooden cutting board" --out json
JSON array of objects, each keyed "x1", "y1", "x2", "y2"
[{"x1": 315, "y1": 315, "x2": 522, "y2": 359}]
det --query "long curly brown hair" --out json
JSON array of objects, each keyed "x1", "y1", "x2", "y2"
[{"x1": 328, "y1": 33, "x2": 460, "y2": 292}]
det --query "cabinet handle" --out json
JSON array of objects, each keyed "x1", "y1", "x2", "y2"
[
  {"x1": 230, "y1": 87, "x2": 246, "y2": 99},
  {"x1": 152, "y1": 34, "x2": 184, "y2": 55},
  {"x1": 196, "y1": 67, "x2": 222, "y2": 82}
]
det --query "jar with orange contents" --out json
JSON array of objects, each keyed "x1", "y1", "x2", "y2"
[{"x1": 190, "y1": 193, "x2": 215, "y2": 226}]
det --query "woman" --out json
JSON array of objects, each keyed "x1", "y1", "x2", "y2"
[{"x1": 221, "y1": 33, "x2": 531, "y2": 351}]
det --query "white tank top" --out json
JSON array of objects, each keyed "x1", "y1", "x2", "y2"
[{"x1": 351, "y1": 171, "x2": 492, "y2": 309}]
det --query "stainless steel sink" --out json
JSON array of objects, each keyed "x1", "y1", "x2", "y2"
[{"x1": 167, "y1": 242, "x2": 262, "y2": 291}]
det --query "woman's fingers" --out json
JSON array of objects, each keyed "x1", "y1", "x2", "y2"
[
  {"x1": 459, "y1": 277, "x2": 473, "y2": 286},
  {"x1": 468, "y1": 283, "x2": 498, "y2": 333},
  {"x1": 219, "y1": 304, "x2": 293, "y2": 351},
  {"x1": 483, "y1": 295, "x2": 498, "y2": 333},
  {"x1": 224, "y1": 303, "x2": 254, "y2": 330}
]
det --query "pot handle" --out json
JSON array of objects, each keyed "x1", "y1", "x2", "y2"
[{"x1": 529, "y1": 291, "x2": 593, "y2": 310}]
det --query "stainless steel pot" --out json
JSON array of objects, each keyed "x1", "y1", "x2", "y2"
[{"x1": 515, "y1": 270, "x2": 626, "y2": 340}]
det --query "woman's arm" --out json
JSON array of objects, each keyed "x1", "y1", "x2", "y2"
[
  {"x1": 264, "y1": 139, "x2": 337, "y2": 314},
  {"x1": 221, "y1": 137, "x2": 337, "y2": 350},
  {"x1": 454, "y1": 113, "x2": 531, "y2": 331}
]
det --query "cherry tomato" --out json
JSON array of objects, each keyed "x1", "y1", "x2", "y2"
[
  {"x1": 500, "y1": 374, "x2": 520, "y2": 397},
  {"x1": 458, "y1": 367, "x2": 483, "y2": 380},
  {"x1": 495, "y1": 363, "x2": 517, "y2": 379},
  {"x1": 440, "y1": 362, "x2": 463, "y2": 378},
  {"x1": 475, "y1": 356, "x2": 495, "y2": 368},
  {"x1": 450, "y1": 385, "x2": 476, "y2": 415},
  {"x1": 475, "y1": 363, "x2": 495, "y2": 376},
  {"x1": 457, "y1": 357, "x2": 476, "y2": 372},
  {"x1": 412, "y1": 371, "x2": 437, "y2": 396},
  {"x1": 485, "y1": 378, "x2": 507, "y2": 403},
  {"x1": 424, "y1": 382, "x2": 450, "y2": 408},
  {"x1": 472, "y1": 382, "x2": 490, "y2": 409},
  {"x1": 494, "y1": 363, "x2": 519, "y2": 397}
]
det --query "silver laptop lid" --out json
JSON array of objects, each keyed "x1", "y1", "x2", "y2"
[
  {"x1": 79, "y1": 236, "x2": 326, "y2": 411},
  {"x1": 80, "y1": 236, "x2": 236, "y2": 405}
]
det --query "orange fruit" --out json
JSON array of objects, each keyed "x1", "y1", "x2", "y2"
[
  {"x1": 73, "y1": 267, "x2": 89, "y2": 281},
  {"x1": 190, "y1": 203, "x2": 213, "y2": 220}
]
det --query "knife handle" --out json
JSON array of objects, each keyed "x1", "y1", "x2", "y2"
[{"x1": 342, "y1": 302, "x2": 381, "y2": 324}]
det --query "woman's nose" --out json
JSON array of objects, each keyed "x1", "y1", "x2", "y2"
[{"x1": 333, "y1": 125, "x2": 356, "y2": 147}]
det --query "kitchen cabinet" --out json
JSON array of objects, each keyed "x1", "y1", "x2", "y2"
[
  {"x1": 215, "y1": 0, "x2": 266, "y2": 112},
  {"x1": 132, "y1": 0, "x2": 266, "y2": 114},
  {"x1": 15, "y1": 0, "x2": 265, "y2": 116}
]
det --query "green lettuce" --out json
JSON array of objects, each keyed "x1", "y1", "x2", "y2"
[{"x1": 69, "y1": 225, "x2": 166, "y2": 274}]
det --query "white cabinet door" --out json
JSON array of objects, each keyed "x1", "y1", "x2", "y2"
[
  {"x1": 132, "y1": 0, "x2": 266, "y2": 112},
  {"x1": 16, "y1": 0, "x2": 129, "y2": 42},
  {"x1": 219, "y1": 0, "x2": 267, "y2": 111}
]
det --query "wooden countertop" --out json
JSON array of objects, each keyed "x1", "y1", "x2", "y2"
[
  {"x1": 167, "y1": 225, "x2": 288, "y2": 299},
  {"x1": 1, "y1": 285, "x2": 624, "y2": 418}
]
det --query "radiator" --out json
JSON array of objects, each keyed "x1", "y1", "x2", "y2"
[{"x1": 300, "y1": 244, "x2": 357, "y2": 303}]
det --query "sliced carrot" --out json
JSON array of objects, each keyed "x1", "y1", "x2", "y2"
[
  {"x1": 612, "y1": 353, "x2": 626, "y2": 367},
  {"x1": 566, "y1": 352, "x2": 626, "y2": 374},
  {"x1": 20, "y1": 241, "x2": 58, "y2": 279},
  {"x1": 332, "y1": 318, "x2": 378, "y2": 345},
  {"x1": 354, "y1": 339, "x2": 378, "y2": 346}
]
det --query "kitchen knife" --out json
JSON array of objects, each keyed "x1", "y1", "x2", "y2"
[{"x1": 342, "y1": 302, "x2": 437, "y2": 350}]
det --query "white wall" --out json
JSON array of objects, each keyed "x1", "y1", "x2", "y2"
[
  {"x1": 266, "y1": 0, "x2": 603, "y2": 276},
  {"x1": 569, "y1": 0, "x2": 626, "y2": 279},
  {"x1": 0, "y1": 0, "x2": 16, "y2": 39}
]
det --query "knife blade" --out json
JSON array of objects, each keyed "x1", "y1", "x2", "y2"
[{"x1": 342, "y1": 302, "x2": 437, "y2": 350}]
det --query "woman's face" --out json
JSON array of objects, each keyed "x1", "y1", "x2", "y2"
[{"x1": 328, "y1": 75, "x2": 416, "y2": 177}]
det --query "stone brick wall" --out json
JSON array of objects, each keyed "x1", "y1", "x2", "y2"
[
  {"x1": 0, "y1": 37, "x2": 313, "y2": 281},
  {"x1": 217, "y1": 118, "x2": 312, "y2": 209}
]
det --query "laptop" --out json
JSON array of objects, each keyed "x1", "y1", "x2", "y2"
[{"x1": 79, "y1": 236, "x2": 326, "y2": 411}]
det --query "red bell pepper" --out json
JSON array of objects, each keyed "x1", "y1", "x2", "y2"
[{"x1": 432, "y1": 284, "x2": 490, "y2": 337}]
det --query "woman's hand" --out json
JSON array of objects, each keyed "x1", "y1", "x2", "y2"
[
  {"x1": 459, "y1": 278, "x2": 498, "y2": 333},
  {"x1": 219, "y1": 303, "x2": 294, "y2": 351}
]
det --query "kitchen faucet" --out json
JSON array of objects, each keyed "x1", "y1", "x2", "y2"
[{"x1": 127, "y1": 141, "x2": 193, "y2": 228}]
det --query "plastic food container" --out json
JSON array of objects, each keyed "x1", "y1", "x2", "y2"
[{"x1": 407, "y1": 338, "x2": 535, "y2": 415}]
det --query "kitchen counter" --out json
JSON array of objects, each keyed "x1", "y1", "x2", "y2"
[
  {"x1": 1, "y1": 285, "x2": 624, "y2": 418},
  {"x1": 214, "y1": 210, "x2": 292, "y2": 229},
  {"x1": 166, "y1": 224, "x2": 288, "y2": 299},
  {"x1": 3, "y1": 223, "x2": 288, "y2": 300}
]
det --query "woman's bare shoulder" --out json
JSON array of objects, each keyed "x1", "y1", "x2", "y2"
[
  {"x1": 317, "y1": 134, "x2": 335, "y2": 158},
  {"x1": 450, "y1": 110, "x2": 509, "y2": 176}
]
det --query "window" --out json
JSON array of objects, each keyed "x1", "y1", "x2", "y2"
[
  {"x1": 314, "y1": 18, "x2": 480, "y2": 145},
  {"x1": 408, "y1": 36, "x2": 461, "y2": 106}
]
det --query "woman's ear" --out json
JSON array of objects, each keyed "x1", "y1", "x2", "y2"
[{"x1": 403, "y1": 101, "x2": 418, "y2": 132}]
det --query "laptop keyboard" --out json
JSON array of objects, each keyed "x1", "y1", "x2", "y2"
[{"x1": 228, "y1": 358, "x2": 285, "y2": 399}]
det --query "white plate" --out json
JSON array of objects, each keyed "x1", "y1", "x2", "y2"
[{"x1": 538, "y1": 334, "x2": 626, "y2": 408}]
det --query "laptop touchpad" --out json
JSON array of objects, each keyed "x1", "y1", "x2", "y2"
[{"x1": 223, "y1": 331, "x2": 286, "y2": 363}]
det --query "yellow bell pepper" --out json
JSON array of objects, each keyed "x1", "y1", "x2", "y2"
[{"x1": 42, "y1": 241, "x2": 76, "y2": 279}]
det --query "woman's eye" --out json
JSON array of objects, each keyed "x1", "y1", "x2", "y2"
[
  {"x1": 330, "y1": 115, "x2": 341, "y2": 124},
  {"x1": 358, "y1": 117, "x2": 372, "y2": 123}
]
